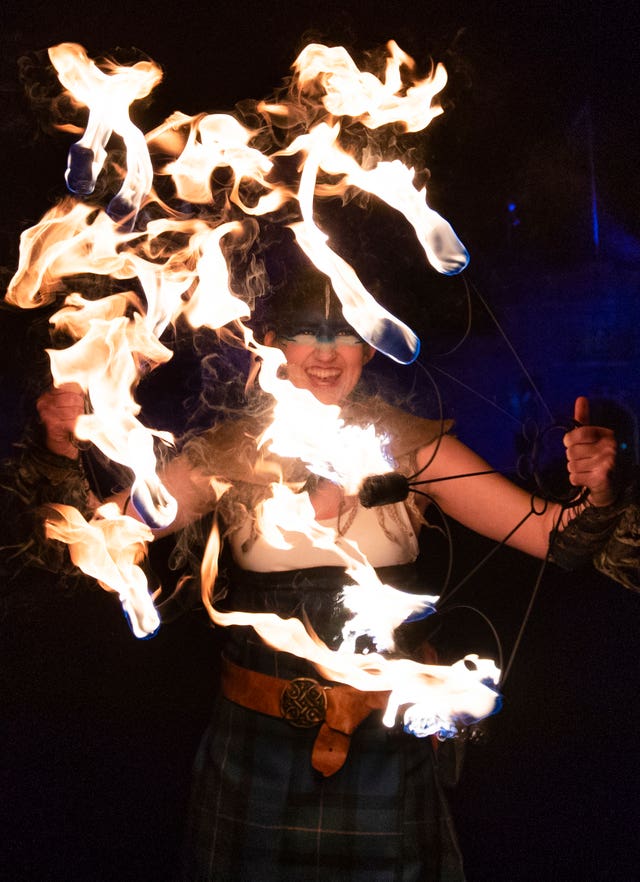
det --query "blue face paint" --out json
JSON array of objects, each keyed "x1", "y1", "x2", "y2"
[{"x1": 278, "y1": 322, "x2": 364, "y2": 347}]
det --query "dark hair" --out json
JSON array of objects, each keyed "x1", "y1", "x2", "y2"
[{"x1": 268, "y1": 264, "x2": 343, "y2": 329}]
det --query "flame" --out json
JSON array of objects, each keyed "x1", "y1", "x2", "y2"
[
  {"x1": 6, "y1": 201, "x2": 133, "y2": 308},
  {"x1": 158, "y1": 113, "x2": 285, "y2": 216},
  {"x1": 45, "y1": 502, "x2": 158, "y2": 637},
  {"x1": 46, "y1": 307, "x2": 178, "y2": 529},
  {"x1": 5, "y1": 41, "x2": 500, "y2": 737},
  {"x1": 292, "y1": 40, "x2": 447, "y2": 132},
  {"x1": 48, "y1": 43, "x2": 162, "y2": 222},
  {"x1": 340, "y1": 569, "x2": 437, "y2": 654},
  {"x1": 251, "y1": 327, "x2": 393, "y2": 494},
  {"x1": 199, "y1": 520, "x2": 499, "y2": 735}
]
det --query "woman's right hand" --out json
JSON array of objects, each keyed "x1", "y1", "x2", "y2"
[
  {"x1": 564, "y1": 396, "x2": 618, "y2": 508},
  {"x1": 36, "y1": 383, "x2": 85, "y2": 459}
]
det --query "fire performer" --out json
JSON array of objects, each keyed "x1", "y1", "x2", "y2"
[
  {"x1": 3, "y1": 38, "x2": 638, "y2": 882},
  {"x1": 15, "y1": 259, "x2": 636, "y2": 882}
]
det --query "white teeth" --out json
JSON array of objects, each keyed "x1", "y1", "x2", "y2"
[{"x1": 307, "y1": 368, "x2": 341, "y2": 380}]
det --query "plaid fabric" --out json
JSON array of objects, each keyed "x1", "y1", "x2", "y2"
[{"x1": 180, "y1": 567, "x2": 465, "y2": 881}]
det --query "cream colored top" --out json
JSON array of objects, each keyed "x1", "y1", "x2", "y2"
[{"x1": 229, "y1": 499, "x2": 419, "y2": 572}]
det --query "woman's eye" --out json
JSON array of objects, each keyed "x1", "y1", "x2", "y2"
[
  {"x1": 285, "y1": 328, "x2": 316, "y2": 338},
  {"x1": 335, "y1": 330, "x2": 361, "y2": 344},
  {"x1": 279, "y1": 330, "x2": 315, "y2": 343},
  {"x1": 280, "y1": 327, "x2": 361, "y2": 345}
]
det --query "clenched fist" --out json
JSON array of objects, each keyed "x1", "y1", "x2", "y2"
[{"x1": 36, "y1": 383, "x2": 85, "y2": 460}]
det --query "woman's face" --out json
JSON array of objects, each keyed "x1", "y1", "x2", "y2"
[{"x1": 264, "y1": 323, "x2": 374, "y2": 406}]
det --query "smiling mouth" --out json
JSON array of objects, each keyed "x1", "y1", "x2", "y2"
[{"x1": 306, "y1": 367, "x2": 342, "y2": 383}]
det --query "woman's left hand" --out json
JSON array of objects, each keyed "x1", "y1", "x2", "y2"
[
  {"x1": 564, "y1": 396, "x2": 618, "y2": 507},
  {"x1": 36, "y1": 382, "x2": 85, "y2": 460}
]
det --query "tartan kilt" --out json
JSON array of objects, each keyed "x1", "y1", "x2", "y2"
[{"x1": 180, "y1": 567, "x2": 466, "y2": 881}]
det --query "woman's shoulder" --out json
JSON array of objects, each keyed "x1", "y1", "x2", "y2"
[
  {"x1": 180, "y1": 410, "x2": 307, "y2": 486},
  {"x1": 180, "y1": 414, "x2": 264, "y2": 482},
  {"x1": 343, "y1": 395, "x2": 453, "y2": 458},
  {"x1": 179, "y1": 395, "x2": 452, "y2": 483}
]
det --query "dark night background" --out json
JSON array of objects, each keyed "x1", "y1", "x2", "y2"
[{"x1": 1, "y1": 1, "x2": 639, "y2": 880}]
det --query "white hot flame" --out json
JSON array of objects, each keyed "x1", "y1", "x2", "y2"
[
  {"x1": 4, "y1": 41, "x2": 501, "y2": 736},
  {"x1": 340, "y1": 567, "x2": 438, "y2": 654},
  {"x1": 255, "y1": 338, "x2": 394, "y2": 494}
]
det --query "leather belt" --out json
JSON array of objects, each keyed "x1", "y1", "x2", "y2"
[{"x1": 221, "y1": 656, "x2": 390, "y2": 777}]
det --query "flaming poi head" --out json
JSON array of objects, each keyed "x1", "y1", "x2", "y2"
[{"x1": 5, "y1": 39, "x2": 500, "y2": 738}]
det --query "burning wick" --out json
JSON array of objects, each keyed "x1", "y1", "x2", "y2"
[
  {"x1": 130, "y1": 476, "x2": 178, "y2": 529},
  {"x1": 48, "y1": 43, "x2": 162, "y2": 226},
  {"x1": 66, "y1": 143, "x2": 96, "y2": 196},
  {"x1": 385, "y1": 655, "x2": 502, "y2": 738}
]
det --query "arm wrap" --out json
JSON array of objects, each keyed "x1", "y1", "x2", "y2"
[
  {"x1": 549, "y1": 502, "x2": 624, "y2": 570},
  {"x1": 1, "y1": 433, "x2": 92, "y2": 577},
  {"x1": 593, "y1": 504, "x2": 640, "y2": 593},
  {"x1": 549, "y1": 471, "x2": 640, "y2": 592}
]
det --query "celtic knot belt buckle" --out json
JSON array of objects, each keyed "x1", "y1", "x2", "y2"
[{"x1": 280, "y1": 677, "x2": 327, "y2": 728}]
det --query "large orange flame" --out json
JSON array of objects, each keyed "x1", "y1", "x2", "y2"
[
  {"x1": 5, "y1": 41, "x2": 499, "y2": 735},
  {"x1": 48, "y1": 43, "x2": 162, "y2": 222}
]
